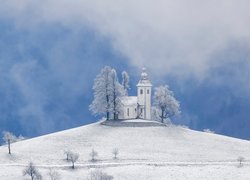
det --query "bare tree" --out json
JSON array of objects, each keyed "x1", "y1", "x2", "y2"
[
  {"x1": 2, "y1": 131, "x2": 17, "y2": 154},
  {"x1": 68, "y1": 152, "x2": 79, "y2": 169},
  {"x1": 48, "y1": 168, "x2": 61, "y2": 180},
  {"x1": 87, "y1": 169, "x2": 113, "y2": 180},
  {"x1": 90, "y1": 149, "x2": 98, "y2": 162},
  {"x1": 23, "y1": 162, "x2": 42, "y2": 180},
  {"x1": 64, "y1": 150, "x2": 72, "y2": 161},
  {"x1": 237, "y1": 156, "x2": 245, "y2": 167},
  {"x1": 112, "y1": 148, "x2": 119, "y2": 159}
]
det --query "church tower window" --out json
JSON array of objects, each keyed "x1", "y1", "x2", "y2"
[{"x1": 140, "y1": 89, "x2": 143, "y2": 94}]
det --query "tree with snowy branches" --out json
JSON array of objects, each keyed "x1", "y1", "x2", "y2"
[
  {"x1": 89, "y1": 66, "x2": 113, "y2": 120},
  {"x1": 2, "y1": 131, "x2": 17, "y2": 154},
  {"x1": 68, "y1": 152, "x2": 79, "y2": 169},
  {"x1": 90, "y1": 148, "x2": 98, "y2": 162},
  {"x1": 110, "y1": 69, "x2": 125, "y2": 120},
  {"x1": 112, "y1": 148, "x2": 119, "y2": 159},
  {"x1": 122, "y1": 71, "x2": 130, "y2": 95},
  {"x1": 48, "y1": 168, "x2": 61, "y2": 180},
  {"x1": 23, "y1": 162, "x2": 42, "y2": 180},
  {"x1": 90, "y1": 66, "x2": 124, "y2": 120},
  {"x1": 153, "y1": 85, "x2": 180, "y2": 123}
]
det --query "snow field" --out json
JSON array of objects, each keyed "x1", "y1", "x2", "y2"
[{"x1": 0, "y1": 120, "x2": 250, "y2": 179}]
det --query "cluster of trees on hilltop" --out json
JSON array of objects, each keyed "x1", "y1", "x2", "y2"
[
  {"x1": 89, "y1": 66, "x2": 129, "y2": 120},
  {"x1": 90, "y1": 66, "x2": 180, "y2": 123}
]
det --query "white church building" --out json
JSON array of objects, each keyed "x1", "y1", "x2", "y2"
[{"x1": 119, "y1": 68, "x2": 152, "y2": 120}]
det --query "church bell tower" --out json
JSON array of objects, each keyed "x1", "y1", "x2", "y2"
[{"x1": 137, "y1": 68, "x2": 152, "y2": 119}]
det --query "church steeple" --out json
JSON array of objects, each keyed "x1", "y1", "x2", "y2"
[
  {"x1": 137, "y1": 67, "x2": 152, "y2": 86},
  {"x1": 137, "y1": 68, "x2": 152, "y2": 120}
]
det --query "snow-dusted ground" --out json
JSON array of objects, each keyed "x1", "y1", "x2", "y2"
[{"x1": 0, "y1": 119, "x2": 250, "y2": 179}]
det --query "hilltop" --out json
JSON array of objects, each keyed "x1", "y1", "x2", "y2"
[{"x1": 0, "y1": 119, "x2": 250, "y2": 179}]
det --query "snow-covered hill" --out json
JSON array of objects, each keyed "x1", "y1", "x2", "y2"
[{"x1": 0, "y1": 119, "x2": 250, "y2": 179}]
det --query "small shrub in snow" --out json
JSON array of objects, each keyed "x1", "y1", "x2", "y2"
[
  {"x1": 87, "y1": 169, "x2": 113, "y2": 180},
  {"x1": 23, "y1": 162, "x2": 42, "y2": 180},
  {"x1": 90, "y1": 149, "x2": 98, "y2": 162},
  {"x1": 112, "y1": 148, "x2": 119, "y2": 159},
  {"x1": 48, "y1": 168, "x2": 61, "y2": 180},
  {"x1": 203, "y1": 129, "x2": 215, "y2": 134},
  {"x1": 68, "y1": 152, "x2": 79, "y2": 169},
  {"x1": 237, "y1": 156, "x2": 245, "y2": 167}
]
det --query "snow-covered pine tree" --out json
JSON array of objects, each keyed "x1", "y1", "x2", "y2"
[
  {"x1": 122, "y1": 71, "x2": 130, "y2": 95},
  {"x1": 153, "y1": 85, "x2": 180, "y2": 123},
  {"x1": 89, "y1": 66, "x2": 113, "y2": 120},
  {"x1": 110, "y1": 69, "x2": 125, "y2": 120}
]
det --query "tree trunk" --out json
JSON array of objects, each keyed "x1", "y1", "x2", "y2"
[
  {"x1": 8, "y1": 139, "x2": 11, "y2": 154},
  {"x1": 31, "y1": 172, "x2": 34, "y2": 180},
  {"x1": 161, "y1": 109, "x2": 164, "y2": 123},
  {"x1": 107, "y1": 111, "x2": 109, "y2": 120},
  {"x1": 113, "y1": 77, "x2": 117, "y2": 120},
  {"x1": 106, "y1": 95, "x2": 110, "y2": 120}
]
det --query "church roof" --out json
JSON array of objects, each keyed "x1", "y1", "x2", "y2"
[{"x1": 120, "y1": 96, "x2": 137, "y2": 106}]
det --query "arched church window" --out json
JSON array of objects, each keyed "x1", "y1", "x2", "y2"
[
  {"x1": 147, "y1": 89, "x2": 149, "y2": 94},
  {"x1": 127, "y1": 108, "x2": 130, "y2": 116},
  {"x1": 140, "y1": 89, "x2": 143, "y2": 94}
]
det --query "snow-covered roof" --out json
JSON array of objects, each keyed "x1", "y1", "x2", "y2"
[{"x1": 120, "y1": 96, "x2": 137, "y2": 106}]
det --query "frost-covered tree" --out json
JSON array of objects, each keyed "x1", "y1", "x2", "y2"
[
  {"x1": 90, "y1": 66, "x2": 113, "y2": 120},
  {"x1": 90, "y1": 149, "x2": 98, "y2": 162},
  {"x1": 87, "y1": 169, "x2": 113, "y2": 180},
  {"x1": 112, "y1": 148, "x2": 119, "y2": 159},
  {"x1": 64, "y1": 150, "x2": 72, "y2": 161},
  {"x1": 48, "y1": 168, "x2": 61, "y2": 180},
  {"x1": 68, "y1": 152, "x2": 79, "y2": 169},
  {"x1": 122, "y1": 71, "x2": 130, "y2": 95},
  {"x1": 237, "y1": 156, "x2": 245, "y2": 167},
  {"x1": 2, "y1": 131, "x2": 17, "y2": 154},
  {"x1": 90, "y1": 66, "x2": 124, "y2": 120},
  {"x1": 153, "y1": 85, "x2": 180, "y2": 123},
  {"x1": 2, "y1": 131, "x2": 26, "y2": 154},
  {"x1": 23, "y1": 162, "x2": 42, "y2": 180},
  {"x1": 151, "y1": 106, "x2": 171, "y2": 124},
  {"x1": 110, "y1": 69, "x2": 125, "y2": 120}
]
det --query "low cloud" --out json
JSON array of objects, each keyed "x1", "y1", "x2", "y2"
[
  {"x1": 1, "y1": 0, "x2": 250, "y2": 139},
  {"x1": 2, "y1": 0, "x2": 250, "y2": 78}
]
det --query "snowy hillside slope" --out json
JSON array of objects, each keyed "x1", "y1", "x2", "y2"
[{"x1": 0, "y1": 119, "x2": 250, "y2": 179}]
